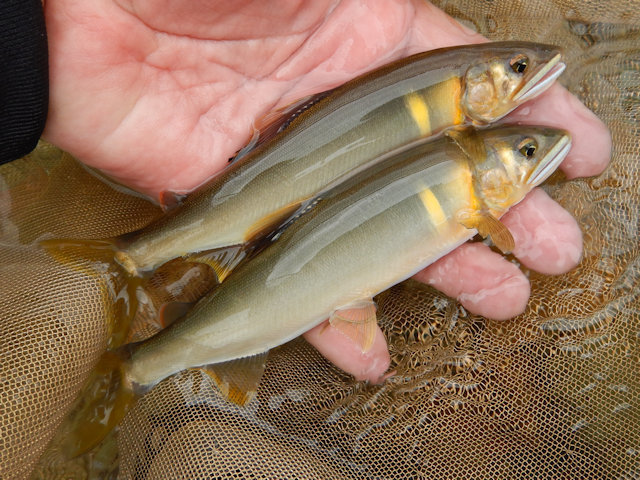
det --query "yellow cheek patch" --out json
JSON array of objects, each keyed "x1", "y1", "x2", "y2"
[
  {"x1": 404, "y1": 92, "x2": 431, "y2": 136},
  {"x1": 418, "y1": 188, "x2": 447, "y2": 229}
]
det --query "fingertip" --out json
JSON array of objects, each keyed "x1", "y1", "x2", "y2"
[
  {"x1": 303, "y1": 321, "x2": 391, "y2": 384},
  {"x1": 562, "y1": 121, "x2": 612, "y2": 180},
  {"x1": 414, "y1": 243, "x2": 531, "y2": 321},
  {"x1": 458, "y1": 272, "x2": 530, "y2": 321},
  {"x1": 503, "y1": 188, "x2": 583, "y2": 275},
  {"x1": 353, "y1": 329, "x2": 392, "y2": 384},
  {"x1": 554, "y1": 86, "x2": 612, "y2": 179}
]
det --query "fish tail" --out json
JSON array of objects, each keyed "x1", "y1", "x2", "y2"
[
  {"x1": 56, "y1": 349, "x2": 139, "y2": 458},
  {"x1": 40, "y1": 237, "x2": 118, "y2": 265},
  {"x1": 39, "y1": 238, "x2": 143, "y2": 348}
]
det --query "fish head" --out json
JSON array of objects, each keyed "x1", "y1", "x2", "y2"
[
  {"x1": 447, "y1": 125, "x2": 571, "y2": 212},
  {"x1": 461, "y1": 43, "x2": 565, "y2": 123}
]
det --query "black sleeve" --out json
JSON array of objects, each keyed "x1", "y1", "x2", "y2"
[{"x1": 0, "y1": 0, "x2": 49, "y2": 165}]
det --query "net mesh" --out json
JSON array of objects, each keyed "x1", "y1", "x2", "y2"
[{"x1": 1, "y1": 1, "x2": 639, "y2": 478}]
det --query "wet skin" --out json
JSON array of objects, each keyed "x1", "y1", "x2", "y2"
[{"x1": 43, "y1": 0, "x2": 611, "y2": 383}]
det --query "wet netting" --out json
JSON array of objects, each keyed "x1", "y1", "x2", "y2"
[{"x1": 1, "y1": 1, "x2": 638, "y2": 478}]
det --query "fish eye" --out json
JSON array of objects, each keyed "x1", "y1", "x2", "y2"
[
  {"x1": 510, "y1": 54, "x2": 529, "y2": 74},
  {"x1": 518, "y1": 138, "x2": 537, "y2": 158}
]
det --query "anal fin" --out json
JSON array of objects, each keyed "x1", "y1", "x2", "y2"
[
  {"x1": 244, "y1": 200, "x2": 304, "y2": 243},
  {"x1": 200, "y1": 352, "x2": 269, "y2": 406},
  {"x1": 329, "y1": 300, "x2": 378, "y2": 353},
  {"x1": 459, "y1": 211, "x2": 515, "y2": 253},
  {"x1": 229, "y1": 90, "x2": 334, "y2": 164},
  {"x1": 185, "y1": 245, "x2": 247, "y2": 283}
]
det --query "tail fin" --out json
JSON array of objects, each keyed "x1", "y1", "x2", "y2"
[
  {"x1": 40, "y1": 238, "x2": 143, "y2": 348},
  {"x1": 54, "y1": 349, "x2": 139, "y2": 458},
  {"x1": 55, "y1": 351, "x2": 268, "y2": 458}
]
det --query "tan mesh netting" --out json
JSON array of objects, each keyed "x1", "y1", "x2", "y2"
[{"x1": 1, "y1": 1, "x2": 638, "y2": 478}]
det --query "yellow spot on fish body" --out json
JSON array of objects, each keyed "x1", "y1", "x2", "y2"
[
  {"x1": 418, "y1": 188, "x2": 447, "y2": 229},
  {"x1": 404, "y1": 92, "x2": 431, "y2": 136},
  {"x1": 426, "y1": 77, "x2": 465, "y2": 126}
]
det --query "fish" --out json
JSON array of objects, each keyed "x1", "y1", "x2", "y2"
[
  {"x1": 63, "y1": 124, "x2": 571, "y2": 456},
  {"x1": 113, "y1": 42, "x2": 565, "y2": 278}
]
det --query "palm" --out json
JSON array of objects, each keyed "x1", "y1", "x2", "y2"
[
  {"x1": 42, "y1": 0, "x2": 610, "y2": 381},
  {"x1": 45, "y1": 1, "x2": 437, "y2": 195}
]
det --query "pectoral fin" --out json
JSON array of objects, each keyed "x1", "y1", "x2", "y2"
[
  {"x1": 444, "y1": 125, "x2": 486, "y2": 161},
  {"x1": 459, "y1": 212, "x2": 515, "y2": 253},
  {"x1": 185, "y1": 245, "x2": 247, "y2": 283},
  {"x1": 329, "y1": 300, "x2": 378, "y2": 353},
  {"x1": 201, "y1": 352, "x2": 269, "y2": 406}
]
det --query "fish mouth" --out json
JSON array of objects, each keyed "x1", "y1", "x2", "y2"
[
  {"x1": 526, "y1": 133, "x2": 572, "y2": 186},
  {"x1": 513, "y1": 53, "x2": 566, "y2": 103}
]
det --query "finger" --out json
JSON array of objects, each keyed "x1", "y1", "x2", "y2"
[
  {"x1": 413, "y1": 242, "x2": 531, "y2": 320},
  {"x1": 501, "y1": 188, "x2": 583, "y2": 275},
  {"x1": 303, "y1": 320, "x2": 391, "y2": 383},
  {"x1": 504, "y1": 83, "x2": 611, "y2": 179}
]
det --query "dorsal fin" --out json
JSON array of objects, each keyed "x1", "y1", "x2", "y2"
[
  {"x1": 229, "y1": 90, "x2": 334, "y2": 164},
  {"x1": 158, "y1": 190, "x2": 186, "y2": 212},
  {"x1": 255, "y1": 90, "x2": 333, "y2": 137}
]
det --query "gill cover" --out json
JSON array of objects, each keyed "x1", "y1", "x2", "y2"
[
  {"x1": 462, "y1": 42, "x2": 565, "y2": 123},
  {"x1": 448, "y1": 125, "x2": 571, "y2": 213},
  {"x1": 445, "y1": 125, "x2": 571, "y2": 252}
]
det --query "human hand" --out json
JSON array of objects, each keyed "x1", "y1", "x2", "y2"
[{"x1": 43, "y1": 0, "x2": 611, "y2": 383}]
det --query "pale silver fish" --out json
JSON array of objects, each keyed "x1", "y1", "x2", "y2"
[
  {"x1": 114, "y1": 42, "x2": 565, "y2": 277},
  {"x1": 63, "y1": 124, "x2": 570, "y2": 456}
]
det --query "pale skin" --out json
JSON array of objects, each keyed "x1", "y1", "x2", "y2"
[{"x1": 43, "y1": 0, "x2": 611, "y2": 383}]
